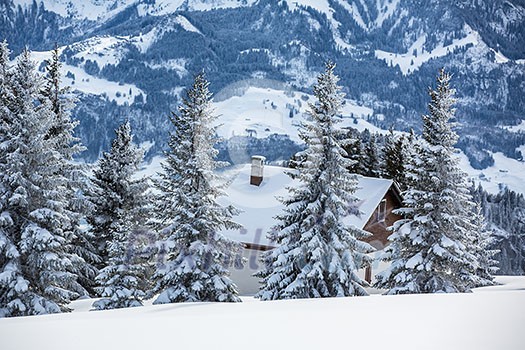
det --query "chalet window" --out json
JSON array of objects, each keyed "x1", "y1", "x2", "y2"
[{"x1": 377, "y1": 199, "x2": 387, "y2": 222}]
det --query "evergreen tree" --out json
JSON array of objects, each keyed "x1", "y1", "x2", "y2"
[
  {"x1": 399, "y1": 129, "x2": 417, "y2": 191},
  {"x1": 470, "y1": 204, "x2": 498, "y2": 286},
  {"x1": 342, "y1": 127, "x2": 364, "y2": 175},
  {"x1": 41, "y1": 44, "x2": 98, "y2": 296},
  {"x1": 383, "y1": 127, "x2": 404, "y2": 182},
  {"x1": 0, "y1": 48, "x2": 81, "y2": 317},
  {"x1": 362, "y1": 133, "x2": 382, "y2": 178},
  {"x1": 383, "y1": 128, "x2": 417, "y2": 191},
  {"x1": 41, "y1": 44, "x2": 83, "y2": 160},
  {"x1": 376, "y1": 69, "x2": 483, "y2": 294},
  {"x1": 86, "y1": 120, "x2": 150, "y2": 267},
  {"x1": 90, "y1": 121, "x2": 150, "y2": 310},
  {"x1": 151, "y1": 72, "x2": 242, "y2": 304},
  {"x1": 473, "y1": 185, "x2": 525, "y2": 275},
  {"x1": 256, "y1": 62, "x2": 373, "y2": 300},
  {"x1": 0, "y1": 39, "x2": 11, "y2": 108},
  {"x1": 0, "y1": 39, "x2": 23, "y2": 318}
]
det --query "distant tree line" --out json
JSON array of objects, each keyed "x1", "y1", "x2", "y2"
[{"x1": 471, "y1": 185, "x2": 525, "y2": 275}]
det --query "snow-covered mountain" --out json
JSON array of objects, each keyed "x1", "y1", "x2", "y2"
[
  {"x1": 10, "y1": 0, "x2": 257, "y2": 20},
  {"x1": 1, "y1": 0, "x2": 524, "y2": 175}
]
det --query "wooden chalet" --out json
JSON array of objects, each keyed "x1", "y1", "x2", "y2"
[{"x1": 219, "y1": 157, "x2": 403, "y2": 294}]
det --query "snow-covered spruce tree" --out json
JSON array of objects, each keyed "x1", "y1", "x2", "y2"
[
  {"x1": 42, "y1": 44, "x2": 84, "y2": 160},
  {"x1": 256, "y1": 62, "x2": 374, "y2": 300},
  {"x1": 342, "y1": 127, "x2": 365, "y2": 175},
  {"x1": 469, "y1": 204, "x2": 498, "y2": 287},
  {"x1": 471, "y1": 184, "x2": 523, "y2": 275},
  {"x1": 383, "y1": 128, "x2": 404, "y2": 182},
  {"x1": 41, "y1": 45, "x2": 98, "y2": 296},
  {"x1": 90, "y1": 121, "x2": 150, "y2": 310},
  {"x1": 362, "y1": 133, "x2": 382, "y2": 178},
  {"x1": 0, "y1": 40, "x2": 23, "y2": 318},
  {"x1": 375, "y1": 69, "x2": 488, "y2": 294},
  {"x1": 481, "y1": 187, "x2": 525, "y2": 275},
  {"x1": 151, "y1": 72, "x2": 242, "y2": 304},
  {"x1": 0, "y1": 48, "x2": 81, "y2": 317},
  {"x1": 398, "y1": 129, "x2": 417, "y2": 191},
  {"x1": 86, "y1": 121, "x2": 149, "y2": 270}
]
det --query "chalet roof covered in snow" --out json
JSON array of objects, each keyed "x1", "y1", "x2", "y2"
[{"x1": 219, "y1": 164, "x2": 396, "y2": 247}]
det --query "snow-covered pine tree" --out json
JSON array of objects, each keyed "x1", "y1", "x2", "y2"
[
  {"x1": 90, "y1": 121, "x2": 150, "y2": 310},
  {"x1": 342, "y1": 127, "x2": 365, "y2": 175},
  {"x1": 41, "y1": 45, "x2": 98, "y2": 296},
  {"x1": 398, "y1": 129, "x2": 417, "y2": 191},
  {"x1": 0, "y1": 48, "x2": 81, "y2": 317},
  {"x1": 362, "y1": 133, "x2": 382, "y2": 178},
  {"x1": 469, "y1": 203, "x2": 498, "y2": 287},
  {"x1": 0, "y1": 40, "x2": 24, "y2": 318},
  {"x1": 477, "y1": 187, "x2": 525, "y2": 275},
  {"x1": 41, "y1": 44, "x2": 84, "y2": 160},
  {"x1": 87, "y1": 122, "x2": 148, "y2": 270},
  {"x1": 0, "y1": 39, "x2": 11, "y2": 108},
  {"x1": 151, "y1": 72, "x2": 242, "y2": 304},
  {"x1": 256, "y1": 62, "x2": 374, "y2": 300},
  {"x1": 383, "y1": 127, "x2": 404, "y2": 183},
  {"x1": 375, "y1": 69, "x2": 483, "y2": 294}
]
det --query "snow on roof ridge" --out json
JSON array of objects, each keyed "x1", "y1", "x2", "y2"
[{"x1": 348, "y1": 174, "x2": 394, "y2": 229}]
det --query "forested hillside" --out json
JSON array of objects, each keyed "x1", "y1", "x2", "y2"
[{"x1": 0, "y1": 0, "x2": 523, "y2": 166}]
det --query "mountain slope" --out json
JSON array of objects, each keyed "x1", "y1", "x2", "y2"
[{"x1": 1, "y1": 0, "x2": 524, "y2": 169}]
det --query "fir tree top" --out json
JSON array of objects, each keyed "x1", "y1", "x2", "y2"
[{"x1": 423, "y1": 68, "x2": 458, "y2": 148}]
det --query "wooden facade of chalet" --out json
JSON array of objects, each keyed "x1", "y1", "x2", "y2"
[
  {"x1": 361, "y1": 184, "x2": 403, "y2": 282},
  {"x1": 362, "y1": 185, "x2": 403, "y2": 250}
]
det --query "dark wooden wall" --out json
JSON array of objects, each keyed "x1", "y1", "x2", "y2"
[{"x1": 362, "y1": 189, "x2": 402, "y2": 250}]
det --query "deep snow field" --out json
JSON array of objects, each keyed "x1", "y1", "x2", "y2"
[{"x1": 1, "y1": 276, "x2": 523, "y2": 350}]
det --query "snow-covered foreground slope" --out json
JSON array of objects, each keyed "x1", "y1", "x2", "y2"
[{"x1": 1, "y1": 276, "x2": 523, "y2": 350}]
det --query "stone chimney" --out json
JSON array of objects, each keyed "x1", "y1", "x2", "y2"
[{"x1": 250, "y1": 155, "x2": 266, "y2": 186}]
